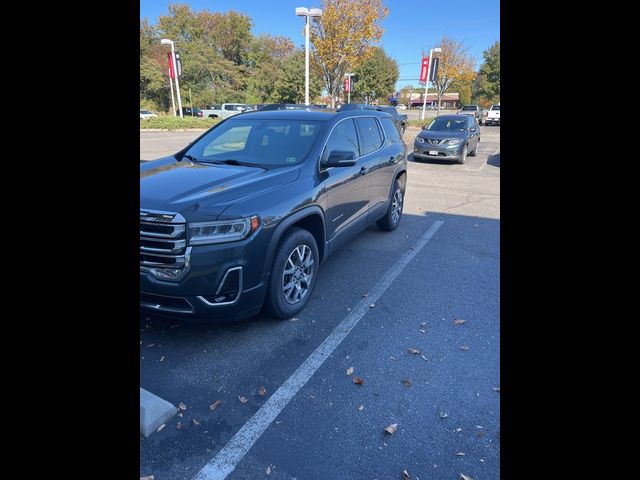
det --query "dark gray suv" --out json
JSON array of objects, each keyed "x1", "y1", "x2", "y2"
[
  {"x1": 413, "y1": 114, "x2": 480, "y2": 164},
  {"x1": 140, "y1": 109, "x2": 407, "y2": 321}
]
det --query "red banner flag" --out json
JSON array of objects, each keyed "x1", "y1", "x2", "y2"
[
  {"x1": 167, "y1": 52, "x2": 175, "y2": 79},
  {"x1": 344, "y1": 77, "x2": 350, "y2": 93},
  {"x1": 419, "y1": 57, "x2": 429, "y2": 82}
]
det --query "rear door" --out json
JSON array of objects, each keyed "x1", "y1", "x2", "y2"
[
  {"x1": 354, "y1": 116, "x2": 393, "y2": 211},
  {"x1": 321, "y1": 118, "x2": 370, "y2": 240}
]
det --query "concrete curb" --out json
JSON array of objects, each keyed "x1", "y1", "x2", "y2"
[{"x1": 140, "y1": 388, "x2": 176, "y2": 438}]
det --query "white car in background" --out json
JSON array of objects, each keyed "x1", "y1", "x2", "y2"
[{"x1": 140, "y1": 109, "x2": 158, "y2": 120}]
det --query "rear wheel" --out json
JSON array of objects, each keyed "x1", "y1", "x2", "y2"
[
  {"x1": 263, "y1": 228, "x2": 319, "y2": 319},
  {"x1": 377, "y1": 180, "x2": 404, "y2": 231}
]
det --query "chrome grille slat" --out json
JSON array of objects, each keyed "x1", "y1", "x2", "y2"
[{"x1": 140, "y1": 209, "x2": 189, "y2": 278}]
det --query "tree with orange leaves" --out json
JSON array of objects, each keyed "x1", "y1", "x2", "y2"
[{"x1": 310, "y1": 0, "x2": 388, "y2": 108}]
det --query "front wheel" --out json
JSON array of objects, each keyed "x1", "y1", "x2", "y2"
[
  {"x1": 377, "y1": 180, "x2": 404, "y2": 231},
  {"x1": 458, "y1": 145, "x2": 468, "y2": 164},
  {"x1": 263, "y1": 227, "x2": 319, "y2": 319}
]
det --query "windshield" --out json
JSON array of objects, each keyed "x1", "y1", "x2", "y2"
[
  {"x1": 461, "y1": 105, "x2": 477, "y2": 111},
  {"x1": 427, "y1": 118, "x2": 468, "y2": 132},
  {"x1": 184, "y1": 119, "x2": 324, "y2": 167},
  {"x1": 491, "y1": 105, "x2": 501, "y2": 111}
]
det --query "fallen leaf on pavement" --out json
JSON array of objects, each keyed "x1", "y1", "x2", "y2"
[
  {"x1": 460, "y1": 474, "x2": 474, "y2": 480},
  {"x1": 402, "y1": 379, "x2": 412, "y2": 387},
  {"x1": 238, "y1": 396, "x2": 248, "y2": 404},
  {"x1": 159, "y1": 356, "x2": 165, "y2": 362},
  {"x1": 353, "y1": 376, "x2": 364, "y2": 385},
  {"x1": 176, "y1": 422, "x2": 183, "y2": 430},
  {"x1": 493, "y1": 387, "x2": 500, "y2": 392},
  {"x1": 390, "y1": 356, "x2": 397, "y2": 361},
  {"x1": 346, "y1": 367, "x2": 354, "y2": 375},
  {"x1": 453, "y1": 319, "x2": 466, "y2": 325},
  {"x1": 156, "y1": 424, "x2": 165, "y2": 432},
  {"x1": 265, "y1": 465, "x2": 272, "y2": 475},
  {"x1": 192, "y1": 419, "x2": 200, "y2": 426},
  {"x1": 454, "y1": 452, "x2": 466, "y2": 456},
  {"x1": 439, "y1": 412, "x2": 448, "y2": 419},
  {"x1": 455, "y1": 427, "x2": 462, "y2": 432},
  {"x1": 384, "y1": 423, "x2": 398, "y2": 435},
  {"x1": 402, "y1": 469, "x2": 410, "y2": 480},
  {"x1": 209, "y1": 400, "x2": 222, "y2": 411},
  {"x1": 419, "y1": 329, "x2": 426, "y2": 334},
  {"x1": 358, "y1": 404, "x2": 364, "y2": 411},
  {"x1": 420, "y1": 322, "x2": 426, "y2": 327},
  {"x1": 407, "y1": 348, "x2": 421, "y2": 354},
  {"x1": 369, "y1": 304, "x2": 375, "y2": 308},
  {"x1": 421, "y1": 355, "x2": 428, "y2": 361},
  {"x1": 258, "y1": 386, "x2": 267, "y2": 396},
  {"x1": 178, "y1": 402, "x2": 187, "y2": 411},
  {"x1": 460, "y1": 346, "x2": 469, "y2": 351}
]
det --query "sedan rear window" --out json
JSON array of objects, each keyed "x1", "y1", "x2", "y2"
[{"x1": 461, "y1": 105, "x2": 478, "y2": 111}]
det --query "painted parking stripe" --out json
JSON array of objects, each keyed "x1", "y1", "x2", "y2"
[{"x1": 192, "y1": 220, "x2": 445, "y2": 480}]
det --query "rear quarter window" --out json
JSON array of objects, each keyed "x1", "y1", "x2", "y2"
[
  {"x1": 380, "y1": 117, "x2": 402, "y2": 143},
  {"x1": 355, "y1": 117, "x2": 384, "y2": 155}
]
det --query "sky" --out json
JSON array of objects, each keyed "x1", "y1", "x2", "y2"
[{"x1": 140, "y1": 0, "x2": 500, "y2": 91}]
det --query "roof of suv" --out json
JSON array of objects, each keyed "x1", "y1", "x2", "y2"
[{"x1": 233, "y1": 109, "x2": 393, "y2": 122}]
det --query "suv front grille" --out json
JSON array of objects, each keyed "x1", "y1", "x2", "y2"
[{"x1": 140, "y1": 210, "x2": 190, "y2": 278}]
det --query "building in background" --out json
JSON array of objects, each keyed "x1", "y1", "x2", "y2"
[{"x1": 407, "y1": 92, "x2": 460, "y2": 109}]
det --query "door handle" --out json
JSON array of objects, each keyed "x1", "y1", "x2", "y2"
[{"x1": 359, "y1": 166, "x2": 368, "y2": 175}]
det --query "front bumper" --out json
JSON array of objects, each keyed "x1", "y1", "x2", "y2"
[
  {"x1": 140, "y1": 231, "x2": 271, "y2": 322},
  {"x1": 413, "y1": 142, "x2": 464, "y2": 160},
  {"x1": 485, "y1": 118, "x2": 500, "y2": 125}
]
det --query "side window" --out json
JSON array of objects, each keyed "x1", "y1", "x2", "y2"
[
  {"x1": 468, "y1": 116, "x2": 475, "y2": 129},
  {"x1": 380, "y1": 117, "x2": 402, "y2": 143},
  {"x1": 224, "y1": 105, "x2": 236, "y2": 111},
  {"x1": 322, "y1": 119, "x2": 359, "y2": 163},
  {"x1": 355, "y1": 117, "x2": 384, "y2": 155}
]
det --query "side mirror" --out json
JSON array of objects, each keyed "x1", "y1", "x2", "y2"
[
  {"x1": 324, "y1": 150, "x2": 356, "y2": 167},
  {"x1": 421, "y1": 125, "x2": 427, "y2": 130},
  {"x1": 470, "y1": 127, "x2": 477, "y2": 133}
]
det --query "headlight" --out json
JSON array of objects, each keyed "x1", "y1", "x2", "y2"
[
  {"x1": 188, "y1": 216, "x2": 260, "y2": 245},
  {"x1": 445, "y1": 138, "x2": 463, "y2": 145},
  {"x1": 416, "y1": 137, "x2": 426, "y2": 144}
]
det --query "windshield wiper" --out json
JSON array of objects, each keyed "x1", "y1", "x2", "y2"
[
  {"x1": 210, "y1": 159, "x2": 264, "y2": 168},
  {"x1": 180, "y1": 154, "x2": 200, "y2": 162}
]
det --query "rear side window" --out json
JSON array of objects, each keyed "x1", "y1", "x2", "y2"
[
  {"x1": 380, "y1": 117, "x2": 402, "y2": 143},
  {"x1": 355, "y1": 117, "x2": 384, "y2": 155},
  {"x1": 323, "y1": 119, "x2": 359, "y2": 162}
]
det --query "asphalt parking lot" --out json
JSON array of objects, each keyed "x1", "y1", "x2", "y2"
[{"x1": 140, "y1": 126, "x2": 500, "y2": 480}]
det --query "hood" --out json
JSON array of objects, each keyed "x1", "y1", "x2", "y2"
[
  {"x1": 140, "y1": 156, "x2": 300, "y2": 220},
  {"x1": 417, "y1": 129, "x2": 468, "y2": 140}
]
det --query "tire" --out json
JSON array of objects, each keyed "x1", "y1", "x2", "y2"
[
  {"x1": 263, "y1": 227, "x2": 319, "y2": 319},
  {"x1": 377, "y1": 180, "x2": 405, "y2": 231},
  {"x1": 470, "y1": 139, "x2": 478, "y2": 156},
  {"x1": 458, "y1": 145, "x2": 468, "y2": 164}
]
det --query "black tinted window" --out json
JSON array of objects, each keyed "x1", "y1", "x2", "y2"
[
  {"x1": 355, "y1": 117, "x2": 383, "y2": 155},
  {"x1": 323, "y1": 119, "x2": 359, "y2": 162},
  {"x1": 381, "y1": 117, "x2": 402, "y2": 143}
]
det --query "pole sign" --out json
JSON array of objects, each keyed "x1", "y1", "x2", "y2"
[
  {"x1": 344, "y1": 76, "x2": 350, "y2": 93},
  {"x1": 420, "y1": 57, "x2": 430, "y2": 82},
  {"x1": 167, "y1": 52, "x2": 175, "y2": 79},
  {"x1": 175, "y1": 53, "x2": 183, "y2": 78},
  {"x1": 429, "y1": 57, "x2": 439, "y2": 82}
]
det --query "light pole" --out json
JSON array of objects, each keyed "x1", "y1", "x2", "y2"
[
  {"x1": 296, "y1": 7, "x2": 322, "y2": 105},
  {"x1": 161, "y1": 38, "x2": 183, "y2": 118},
  {"x1": 421, "y1": 47, "x2": 441, "y2": 121},
  {"x1": 344, "y1": 73, "x2": 354, "y2": 104}
]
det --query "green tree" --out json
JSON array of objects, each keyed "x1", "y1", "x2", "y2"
[
  {"x1": 273, "y1": 50, "x2": 323, "y2": 103},
  {"x1": 351, "y1": 47, "x2": 398, "y2": 104},
  {"x1": 473, "y1": 41, "x2": 500, "y2": 103}
]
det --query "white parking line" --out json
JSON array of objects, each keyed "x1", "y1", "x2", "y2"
[{"x1": 192, "y1": 220, "x2": 445, "y2": 480}]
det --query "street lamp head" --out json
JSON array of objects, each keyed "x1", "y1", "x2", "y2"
[
  {"x1": 296, "y1": 7, "x2": 310, "y2": 16},
  {"x1": 309, "y1": 8, "x2": 323, "y2": 16},
  {"x1": 433, "y1": 47, "x2": 442, "y2": 53},
  {"x1": 160, "y1": 39, "x2": 173, "y2": 45}
]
